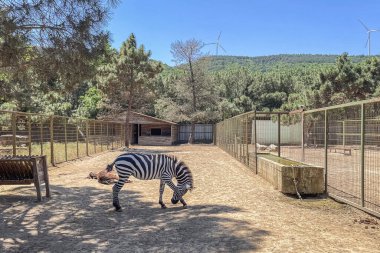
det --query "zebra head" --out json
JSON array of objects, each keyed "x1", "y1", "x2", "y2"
[
  {"x1": 171, "y1": 183, "x2": 193, "y2": 204},
  {"x1": 171, "y1": 160, "x2": 194, "y2": 204}
]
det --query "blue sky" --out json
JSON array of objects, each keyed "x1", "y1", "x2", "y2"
[{"x1": 107, "y1": 0, "x2": 380, "y2": 65}]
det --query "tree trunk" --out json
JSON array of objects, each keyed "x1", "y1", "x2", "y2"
[
  {"x1": 189, "y1": 122, "x2": 195, "y2": 144},
  {"x1": 188, "y1": 60, "x2": 196, "y2": 145},
  {"x1": 125, "y1": 90, "x2": 134, "y2": 147}
]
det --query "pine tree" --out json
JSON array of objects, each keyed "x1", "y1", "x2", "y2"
[{"x1": 97, "y1": 33, "x2": 162, "y2": 147}]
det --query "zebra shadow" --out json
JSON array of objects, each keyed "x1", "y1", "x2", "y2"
[{"x1": 1, "y1": 185, "x2": 269, "y2": 253}]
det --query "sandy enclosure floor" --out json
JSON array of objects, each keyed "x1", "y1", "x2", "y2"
[{"x1": 1, "y1": 145, "x2": 379, "y2": 253}]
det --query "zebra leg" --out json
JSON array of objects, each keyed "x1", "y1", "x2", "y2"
[
  {"x1": 158, "y1": 179, "x2": 167, "y2": 209},
  {"x1": 163, "y1": 179, "x2": 187, "y2": 208},
  {"x1": 112, "y1": 176, "x2": 129, "y2": 212}
]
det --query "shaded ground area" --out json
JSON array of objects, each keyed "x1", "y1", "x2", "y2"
[{"x1": 1, "y1": 145, "x2": 379, "y2": 252}]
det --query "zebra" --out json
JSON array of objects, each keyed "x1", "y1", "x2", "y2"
[{"x1": 106, "y1": 153, "x2": 194, "y2": 212}]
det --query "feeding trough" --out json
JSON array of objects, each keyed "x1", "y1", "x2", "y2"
[{"x1": 257, "y1": 154, "x2": 324, "y2": 195}]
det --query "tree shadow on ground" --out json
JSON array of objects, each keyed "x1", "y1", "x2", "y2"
[{"x1": 1, "y1": 185, "x2": 269, "y2": 252}]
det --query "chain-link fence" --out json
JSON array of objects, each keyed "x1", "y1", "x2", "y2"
[
  {"x1": 0, "y1": 110, "x2": 125, "y2": 165},
  {"x1": 216, "y1": 98, "x2": 380, "y2": 218}
]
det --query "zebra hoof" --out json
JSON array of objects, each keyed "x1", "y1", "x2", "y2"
[
  {"x1": 161, "y1": 205, "x2": 167, "y2": 209},
  {"x1": 113, "y1": 201, "x2": 122, "y2": 212},
  {"x1": 183, "y1": 204, "x2": 188, "y2": 209}
]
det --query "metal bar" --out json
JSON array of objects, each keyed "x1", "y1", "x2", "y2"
[
  {"x1": 246, "y1": 115, "x2": 249, "y2": 165},
  {"x1": 342, "y1": 120, "x2": 346, "y2": 147},
  {"x1": 111, "y1": 124, "x2": 114, "y2": 150},
  {"x1": 301, "y1": 112, "x2": 305, "y2": 162},
  {"x1": 64, "y1": 118, "x2": 67, "y2": 161},
  {"x1": 28, "y1": 115, "x2": 32, "y2": 156},
  {"x1": 76, "y1": 119, "x2": 79, "y2": 158},
  {"x1": 360, "y1": 104, "x2": 365, "y2": 207},
  {"x1": 40, "y1": 116, "x2": 43, "y2": 155},
  {"x1": 100, "y1": 122, "x2": 103, "y2": 152},
  {"x1": 329, "y1": 194, "x2": 379, "y2": 218},
  {"x1": 86, "y1": 121, "x2": 89, "y2": 156},
  {"x1": 0, "y1": 109, "x2": 123, "y2": 124},
  {"x1": 94, "y1": 121, "x2": 96, "y2": 153},
  {"x1": 12, "y1": 112, "x2": 16, "y2": 156},
  {"x1": 277, "y1": 113, "x2": 281, "y2": 157},
  {"x1": 107, "y1": 122, "x2": 109, "y2": 150},
  {"x1": 254, "y1": 110, "x2": 257, "y2": 174},
  {"x1": 324, "y1": 110, "x2": 328, "y2": 194},
  {"x1": 228, "y1": 110, "x2": 289, "y2": 120},
  {"x1": 305, "y1": 97, "x2": 380, "y2": 114},
  {"x1": 50, "y1": 116, "x2": 55, "y2": 166}
]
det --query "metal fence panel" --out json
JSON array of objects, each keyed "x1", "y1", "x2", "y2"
[
  {"x1": 216, "y1": 100, "x2": 380, "y2": 218},
  {"x1": 0, "y1": 110, "x2": 125, "y2": 166}
]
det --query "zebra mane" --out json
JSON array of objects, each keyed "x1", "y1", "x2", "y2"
[{"x1": 174, "y1": 159, "x2": 194, "y2": 189}]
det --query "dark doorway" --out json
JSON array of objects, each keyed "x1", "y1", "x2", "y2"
[{"x1": 132, "y1": 124, "x2": 139, "y2": 144}]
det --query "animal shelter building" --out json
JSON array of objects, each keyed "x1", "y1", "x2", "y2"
[{"x1": 111, "y1": 112, "x2": 178, "y2": 146}]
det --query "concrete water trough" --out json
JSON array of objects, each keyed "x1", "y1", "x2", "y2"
[{"x1": 257, "y1": 154, "x2": 324, "y2": 195}]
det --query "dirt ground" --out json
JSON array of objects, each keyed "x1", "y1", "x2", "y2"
[{"x1": 1, "y1": 145, "x2": 379, "y2": 253}]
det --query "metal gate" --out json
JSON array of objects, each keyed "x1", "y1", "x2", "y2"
[{"x1": 178, "y1": 124, "x2": 214, "y2": 143}]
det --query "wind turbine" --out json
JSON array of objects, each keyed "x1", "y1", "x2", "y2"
[
  {"x1": 204, "y1": 31, "x2": 227, "y2": 55},
  {"x1": 358, "y1": 19, "x2": 378, "y2": 56}
]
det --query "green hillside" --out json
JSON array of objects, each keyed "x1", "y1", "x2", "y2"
[{"x1": 199, "y1": 54, "x2": 372, "y2": 72}]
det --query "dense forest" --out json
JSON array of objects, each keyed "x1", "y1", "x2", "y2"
[{"x1": 2, "y1": 1, "x2": 380, "y2": 125}]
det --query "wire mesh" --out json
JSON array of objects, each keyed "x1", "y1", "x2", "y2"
[
  {"x1": 216, "y1": 100, "x2": 380, "y2": 217},
  {"x1": 364, "y1": 102, "x2": 380, "y2": 214},
  {"x1": 0, "y1": 110, "x2": 125, "y2": 166},
  {"x1": 327, "y1": 106, "x2": 362, "y2": 206}
]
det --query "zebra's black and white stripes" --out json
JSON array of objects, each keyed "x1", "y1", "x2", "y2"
[{"x1": 106, "y1": 153, "x2": 194, "y2": 211}]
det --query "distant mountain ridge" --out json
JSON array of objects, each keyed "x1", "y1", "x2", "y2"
[{"x1": 198, "y1": 54, "x2": 375, "y2": 72}]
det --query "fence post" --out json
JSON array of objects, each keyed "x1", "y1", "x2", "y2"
[
  {"x1": 28, "y1": 115, "x2": 32, "y2": 156},
  {"x1": 40, "y1": 116, "x2": 43, "y2": 155},
  {"x1": 324, "y1": 110, "x2": 328, "y2": 194},
  {"x1": 277, "y1": 113, "x2": 281, "y2": 157},
  {"x1": 64, "y1": 118, "x2": 67, "y2": 161},
  {"x1": 107, "y1": 122, "x2": 109, "y2": 150},
  {"x1": 50, "y1": 116, "x2": 55, "y2": 166},
  {"x1": 246, "y1": 115, "x2": 249, "y2": 166},
  {"x1": 111, "y1": 124, "x2": 114, "y2": 150},
  {"x1": 342, "y1": 120, "x2": 346, "y2": 147},
  {"x1": 76, "y1": 119, "x2": 79, "y2": 158},
  {"x1": 100, "y1": 122, "x2": 103, "y2": 152},
  {"x1": 86, "y1": 121, "x2": 89, "y2": 156},
  {"x1": 301, "y1": 112, "x2": 305, "y2": 162},
  {"x1": 254, "y1": 110, "x2": 257, "y2": 174},
  {"x1": 360, "y1": 103, "x2": 365, "y2": 207},
  {"x1": 94, "y1": 121, "x2": 96, "y2": 153},
  {"x1": 12, "y1": 112, "x2": 16, "y2": 156}
]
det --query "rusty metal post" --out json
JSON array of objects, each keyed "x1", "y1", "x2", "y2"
[
  {"x1": 301, "y1": 111, "x2": 305, "y2": 162},
  {"x1": 50, "y1": 116, "x2": 55, "y2": 166},
  {"x1": 12, "y1": 112, "x2": 16, "y2": 156},
  {"x1": 324, "y1": 110, "x2": 328, "y2": 194},
  {"x1": 254, "y1": 110, "x2": 257, "y2": 174},
  {"x1": 64, "y1": 118, "x2": 67, "y2": 161},
  {"x1": 28, "y1": 115, "x2": 32, "y2": 156},
  {"x1": 93, "y1": 121, "x2": 96, "y2": 153},
  {"x1": 40, "y1": 116, "x2": 43, "y2": 155},
  {"x1": 100, "y1": 122, "x2": 103, "y2": 152},
  {"x1": 86, "y1": 120, "x2": 89, "y2": 156},
  {"x1": 246, "y1": 115, "x2": 249, "y2": 166},
  {"x1": 106, "y1": 122, "x2": 109, "y2": 150},
  {"x1": 76, "y1": 119, "x2": 79, "y2": 158},
  {"x1": 277, "y1": 113, "x2": 281, "y2": 157}
]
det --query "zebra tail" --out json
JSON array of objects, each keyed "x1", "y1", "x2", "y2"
[{"x1": 106, "y1": 161, "x2": 115, "y2": 172}]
